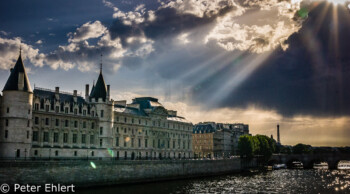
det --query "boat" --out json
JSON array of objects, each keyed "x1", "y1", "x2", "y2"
[
  {"x1": 272, "y1": 164, "x2": 287, "y2": 170},
  {"x1": 313, "y1": 162, "x2": 328, "y2": 169},
  {"x1": 291, "y1": 161, "x2": 303, "y2": 169},
  {"x1": 338, "y1": 162, "x2": 350, "y2": 170}
]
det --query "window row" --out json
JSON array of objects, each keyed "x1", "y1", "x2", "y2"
[
  {"x1": 32, "y1": 131, "x2": 96, "y2": 145},
  {"x1": 34, "y1": 117, "x2": 95, "y2": 129}
]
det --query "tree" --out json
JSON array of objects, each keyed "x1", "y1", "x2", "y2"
[
  {"x1": 292, "y1": 143, "x2": 313, "y2": 154},
  {"x1": 255, "y1": 135, "x2": 273, "y2": 162},
  {"x1": 238, "y1": 135, "x2": 255, "y2": 159}
]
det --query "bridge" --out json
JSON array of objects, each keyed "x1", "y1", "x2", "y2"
[{"x1": 269, "y1": 153, "x2": 350, "y2": 169}]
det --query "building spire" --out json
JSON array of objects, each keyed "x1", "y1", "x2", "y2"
[
  {"x1": 100, "y1": 54, "x2": 103, "y2": 73},
  {"x1": 19, "y1": 44, "x2": 22, "y2": 56}
]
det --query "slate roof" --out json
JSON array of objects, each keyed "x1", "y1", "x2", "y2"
[
  {"x1": 132, "y1": 97, "x2": 164, "y2": 110},
  {"x1": 90, "y1": 72, "x2": 107, "y2": 101},
  {"x1": 34, "y1": 88, "x2": 86, "y2": 105},
  {"x1": 3, "y1": 54, "x2": 32, "y2": 92},
  {"x1": 193, "y1": 124, "x2": 216, "y2": 133}
]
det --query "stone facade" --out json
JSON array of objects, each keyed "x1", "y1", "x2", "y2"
[
  {"x1": 0, "y1": 53, "x2": 193, "y2": 159},
  {"x1": 193, "y1": 122, "x2": 249, "y2": 158}
]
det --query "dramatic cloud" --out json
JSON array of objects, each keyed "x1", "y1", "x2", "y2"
[
  {"x1": 68, "y1": 21, "x2": 107, "y2": 43},
  {"x1": 0, "y1": 37, "x2": 45, "y2": 70}
]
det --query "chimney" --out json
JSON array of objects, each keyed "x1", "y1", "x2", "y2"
[
  {"x1": 73, "y1": 90, "x2": 77, "y2": 102},
  {"x1": 107, "y1": 85, "x2": 110, "y2": 100},
  {"x1": 85, "y1": 84, "x2": 89, "y2": 101},
  {"x1": 277, "y1": 124, "x2": 280, "y2": 144},
  {"x1": 55, "y1": 87, "x2": 60, "y2": 100}
]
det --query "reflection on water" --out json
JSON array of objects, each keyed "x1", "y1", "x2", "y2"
[{"x1": 79, "y1": 169, "x2": 350, "y2": 194}]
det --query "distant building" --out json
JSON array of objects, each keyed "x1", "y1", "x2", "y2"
[
  {"x1": 0, "y1": 52, "x2": 193, "y2": 159},
  {"x1": 192, "y1": 122, "x2": 249, "y2": 158}
]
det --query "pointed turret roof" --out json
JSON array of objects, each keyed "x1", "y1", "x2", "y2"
[
  {"x1": 3, "y1": 52, "x2": 32, "y2": 92},
  {"x1": 89, "y1": 70, "x2": 107, "y2": 101}
]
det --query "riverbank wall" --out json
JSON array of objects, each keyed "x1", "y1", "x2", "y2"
[{"x1": 0, "y1": 158, "x2": 254, "y2": 187}]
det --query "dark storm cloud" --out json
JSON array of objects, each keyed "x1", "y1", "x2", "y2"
[
  {"x1": 190, "y1": 3, "x2": 350, "y2": 117},
  {"x1": 109, "y1": 5, "x2": 235, "y2": 46}
]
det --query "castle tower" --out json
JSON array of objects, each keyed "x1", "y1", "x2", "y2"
[
  {"x1": 0, "y1": 50, "x2": 33, "y2": 159},
  {"x1": 89, "y1": 60, "x2": 114, "y2": 154}
]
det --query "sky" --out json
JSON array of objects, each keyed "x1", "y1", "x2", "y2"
[{"x1": 1, "y1": 0, "x2": 350, "y2": 146}]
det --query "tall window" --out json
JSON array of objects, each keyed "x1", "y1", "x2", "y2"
[
  {"x1": 27, "y1": 131, "x2": 29, "y2": 139},
  {"x1": 65, "y1": 120, "x2": 69, "y2": 127},
  {"x1": 6, "y1": 107, "x2": 9, "y2": 113},
  {"x1": 54, "y1": 133, "x2": 58, "y2": 143},
  {"x1": 27, "y1": 120, "x2": 30, "y2": 127},
  {"x1": 124, "y1": 138, "x2": 127, "y2": 147},
  {"x1": 45, "y1": 118, "x2": 49, "y2": 125},
  {"x1": 83, "y1": 110, "x2": 86, "y2": 116},
  {"x1": 100, "y1": 127, "x2": 103, "y2": 135},
  {"x1": 138, "y1": 138, "x2": 141, "y2": 147},
  {"x1": 5, "y1": 119, "x2": 8, "y2": 127},
  {"x1": 145, "y1": 139, "x2": 148, "y2": 148},
  {"x1": 5, "y1": 130, "x2": 8, "y2": 138},
  {"x1": 34, "y1": 103, "x2": 39, "y2": 111},
  {"x1": 100, "y1": 110, "x2": 104, "y2": 118},
  {"x1": 74, "y1": 121, "x2": 78, "y2": 128},
  {"x1": 35, "y1": 117, "x2": 39, "y2": 125},
  {"x1": 55, "y1": 106, "x2": 59, "y2": 113},
  {"x1": 63, "y1": 133, "x2": 68, "y2": 143},
  {"x1": 131, "y1": 138, "x2": 134, "y2": 147},
  {"x1": 73, "y1": 134, "x2": 77, "y2": 143},
  {"x1": 91, "y1": 111, "x2": 95, "y2": 117},
  {"x1": 55, "y1": 119, "x2": 59, "y2": 127},
  {"x1": 100, "y1": 139, "x2": 103, "y2": 147},
  {"x1": 45, "y1": 105, "x2": 49, "y2": 112},
  {"x1": 43, "y1": 132, "x2": 49, "y2": 142},
  {"x1": 83, "y1": 121, "x2": 86, "y2": 128},
  {"x1": 32, "y1": 131, "x2": 38, "y2": 141},
  {"x1": 65, "y1": 107, "x2": 68, "y2": 114},
  {"x1": 91, "y1": 122, "x2": 95, "y2": 129},
  {"x1": 74, "y1": 109, "x2": 77, "y2": 115},
  {"x1": 82, "y1": 134, "x2": 86, "y2": 144},
  {"x1": 116, "y1": 137, "x2": 119, "y2": 146}
]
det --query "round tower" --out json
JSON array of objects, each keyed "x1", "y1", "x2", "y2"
[{"x1": 0, "y1": 52, "x2": 33, "y2": 159}]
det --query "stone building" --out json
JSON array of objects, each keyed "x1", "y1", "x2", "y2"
[
  {"x1": 0, "y1": 52, "x2": 193, "y2": 159},
  {"x1": 192, "y1": 122, "x2": 249, "y2": 158}
]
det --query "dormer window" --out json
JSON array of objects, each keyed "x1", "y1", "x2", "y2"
[
  {"x1": 83, "y1": 110, "x2": 86, "y2": 116},
  {"x1": 74, "y1": 109, "x2": 77, "y2": 115},
  {"x1": 65, "y1": 107, "x2": 68, "y2": 114},
  {"x1": 34, "y1": 103, "x2": 39, "y2": 111},
  {"x1": 45, "y1": 105, "x2": 50, "y2": 112},
  {"x1": 55, "y1": 106, "x2": 59, "y2": 113},
  {"x1": 91, "y1": 111, "x2": 95, "y2": 117}
]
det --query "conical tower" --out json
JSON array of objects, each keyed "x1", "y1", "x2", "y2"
[
  {"x1": 0, "y1": 50, "x2": 33, "y2": 159},
  {"x1": 87, "y1": 57, "x2": 114, "y2": 150}
]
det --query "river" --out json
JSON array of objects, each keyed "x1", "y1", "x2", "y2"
[{"x1": 78, "y1": 169, "x2": 350, "y2": 194}]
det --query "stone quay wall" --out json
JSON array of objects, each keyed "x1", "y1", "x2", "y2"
[{"x1": 0, "y1": 158, "x2": 245, "y2": 187}]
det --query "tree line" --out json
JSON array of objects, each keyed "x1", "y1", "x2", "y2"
[{"x1": 238, "y1": 134, "x2": 350, "y2": 162}]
